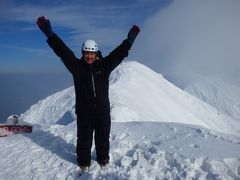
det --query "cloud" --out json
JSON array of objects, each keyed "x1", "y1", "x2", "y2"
[
  {"x1": 0, "y1": 44, "x2": 47, "y2": 54},
  {"x1": 0, "y1": 1, "x2": 155, "y2": 51},
  {"x1": 132, "y1": 0, "x2": 240, "y2": 86}
]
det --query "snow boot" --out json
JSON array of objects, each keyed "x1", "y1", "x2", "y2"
[
  {"x1": 80, "y1": 165, "x2": 89, "y2": 173},
  {"x1": 99, "y1": 159, "x2": 109, "y2": 169}
]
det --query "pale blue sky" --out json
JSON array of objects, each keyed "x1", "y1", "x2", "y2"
[{"x1": 0, "y1": 0, "x2": 172, "y2": 73}]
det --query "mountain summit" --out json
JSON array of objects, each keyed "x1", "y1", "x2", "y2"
[{"x1": 22, "y1": 61, "x2": 240, "y2": 135}]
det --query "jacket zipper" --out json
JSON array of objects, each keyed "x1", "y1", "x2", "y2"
[{"x1": 91, "y1": 74, "x2": 96, "y2": 98}]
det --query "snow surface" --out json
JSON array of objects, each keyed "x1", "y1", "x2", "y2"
[
  {"x1": 184, "y1": 77, "x2": 240, "y2": 122},
  {"x1": 1, "y1": 61, "x2": 240, "y2": 179}
]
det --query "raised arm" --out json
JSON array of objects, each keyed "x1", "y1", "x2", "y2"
[
  {"x1": 103, "y1": 25, "x2": 140, "y2": 73},
  {"x1": 36, "y1": 16, "x2": 77, "y2": 74}
]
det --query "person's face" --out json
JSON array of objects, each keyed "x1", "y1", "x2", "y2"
[{"x1": 83, "y1": 51, "x2": 97, "y2": 64}]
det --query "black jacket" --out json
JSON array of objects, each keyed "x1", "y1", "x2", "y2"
[{"x1": 47, "y1": 35, "x2": 131, "y2": 114}]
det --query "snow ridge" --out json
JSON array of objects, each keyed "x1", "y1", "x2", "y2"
[
  {"x1": 21, "y1": 61, "x2": 240, "y2": 135},
  {"x1": 109, "y1": 61, "x2": 240, "y2": 135},
  {"x1": 21, "y1": 87, "x2": 76, "y2": 126},
  {"x1": 185, "y1": 77, "x2": 240, "y2": 122}
]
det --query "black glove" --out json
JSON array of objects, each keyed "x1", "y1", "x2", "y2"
[
  {"x1": 127, "y1": 25, "x2": 140, "y2": 45},
  {"x1": 36, "y1": 16, "x2": 54, "y2": 38}
]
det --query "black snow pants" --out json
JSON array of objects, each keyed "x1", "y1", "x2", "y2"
[{"x1": 76, "y1": 112, "x2": 111, "y2": 166}]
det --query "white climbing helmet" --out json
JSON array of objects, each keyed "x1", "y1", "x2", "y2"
[{"x1": 82, "y1": 39, "x2": 98, "y2": 52}]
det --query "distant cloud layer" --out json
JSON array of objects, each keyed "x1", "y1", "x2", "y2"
[{"x1": 132, "y1": 0, "x2": 240, "y2": 86}]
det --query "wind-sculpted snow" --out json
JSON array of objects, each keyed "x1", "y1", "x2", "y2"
[
  {"x1": 0, "y1": 121, "x2": 240, "y2": 179},
  {"x1": 2, "y1": 61, "x2": 239, "y2": 179}
]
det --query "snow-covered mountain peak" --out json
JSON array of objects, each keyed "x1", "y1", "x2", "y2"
[
  {"x1": 22, "y1": 61, "x2": 240, "y2": 135},
  {"x1": 110, "y1": 61, "x2": 240, "y2": 135}
]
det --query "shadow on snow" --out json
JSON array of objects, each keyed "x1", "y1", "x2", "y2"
[{"x1": 23, "y1": 125, "x2": 77, "y2": 165}]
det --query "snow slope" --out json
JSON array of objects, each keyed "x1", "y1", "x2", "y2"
[
  {"x1": 22, "y1": 61, "x2": 240, "y2": 135},
  {"x1": 1, "y1": 61, "x2": 240, "y2": 179},
  {"x1": 184, "y1": 77, "x2": 240, "y2": 122},
  {"x1": 109, "y1": 62, "x2": 240, "y2": 135}
]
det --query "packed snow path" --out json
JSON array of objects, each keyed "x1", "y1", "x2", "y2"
[{"x1": 1, "y1": 122, "x2": 240, "y2": 180}]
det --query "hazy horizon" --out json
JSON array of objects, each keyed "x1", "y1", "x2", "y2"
[{"x1": 0, "y1": 72, "x2": 72, "y2": 123}]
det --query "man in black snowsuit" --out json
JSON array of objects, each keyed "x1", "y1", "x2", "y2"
[{"x1": 36, "y1": 16, "x2": 140, "y2": 171}]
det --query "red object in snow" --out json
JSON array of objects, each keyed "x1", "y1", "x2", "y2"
[{"x1": 0, "y1": 124, "x2": 33, "y2": 137}]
